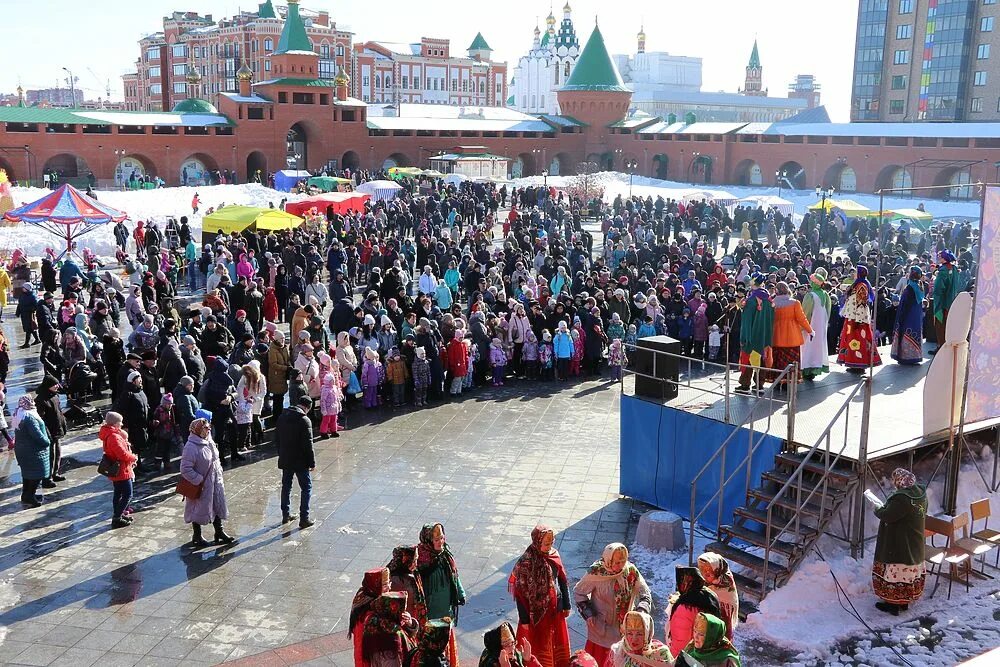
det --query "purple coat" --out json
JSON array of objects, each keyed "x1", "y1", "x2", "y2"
[{"x1": 179, "y1": 433, "x2": 229, "y2": 525}]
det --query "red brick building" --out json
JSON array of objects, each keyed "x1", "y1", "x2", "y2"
[{"x1": 2, "y1": 5, "x2": 998, "y2": 200}]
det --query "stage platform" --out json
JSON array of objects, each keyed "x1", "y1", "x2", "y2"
[{"x1": 624, "y1": 343, "x2": 940, "y2": 464}]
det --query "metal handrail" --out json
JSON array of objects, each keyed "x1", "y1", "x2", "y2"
[
  {"x1": 687, "y1": 363, "x2": 796, "y2": 564},
  {"x1": 760, "y1": 378, "x2": 867, "y2": 589}
]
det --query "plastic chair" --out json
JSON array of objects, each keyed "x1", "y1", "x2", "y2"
[
  {"x1": 924, "y1": 514, "x2": 971, "y2": 599},
  {"x1": 969, "y1": 499, "x2": 1000, "y2": 571}
]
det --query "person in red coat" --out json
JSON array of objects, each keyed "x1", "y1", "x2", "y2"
[
  {"x1": 509, "y1": 525, "x2": 571, "y2": 667},
  {"x1": 263, "y1": 287, "x2": 279, "y2": 324},
  {"x1": 446, "y1": 329, "x2": 469, "y2": 395},
  {"x1": 99, "y1": 411, "x2": 138, "y2": 529}
]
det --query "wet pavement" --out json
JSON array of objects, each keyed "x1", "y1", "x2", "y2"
[{"x1": 0, "y1": 314, "x2": 636, "y2": 666}]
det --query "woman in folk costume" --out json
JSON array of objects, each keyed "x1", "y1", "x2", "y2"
[
  {"x1": 389, "y1": 545, "x2": 429, "y2": 630},
  {"x1": 769, "y1": 281, "x2": 813, "y2": 384},
  {"x1": 836, "y1": 265, "x2": 881, "y2": 370},
  {"x1": 418, "y1": 523, "x2": 466, "y2": 667},
  {"x1": 351, "y1": 568, "x2": 392, "y2": 666},
  {"x1": 931, "y1": 250, "x2": 961, "y2": 354},
  {"x1": 406, "y1": 619, "x2": 452, "y2": 667},
  {"x1": 872, "y1": 468, "x2": 928, "y2": 616},
  {"x1": 890, "y1": 266, "x2": 926, "y2": 365},
  {"x1": 665, "y1": 567, "x2": 720, "y2": 659},
  {"x1": 509, "y1": 525, "x2": 572, "y2": 667},
  {"x1": 800, "y1": 268, "x2": 832, "y2": 380},
  {"x1": 573, "y1": 543, "x2": 652, "y2": 667},
  {"x1": 361, "y1": 592, "x2": 419, "y2": 667},
  {"x1": 678, "y1": 613, "x2": 741, "y2": 667},
  {"x1": 736, "y1": 275, "x2": 773, "y2": 393},
  {"x1": 695, "y1": 554, "x2": 738, "y2": 641},
  {"x1": 479, "y1": 622, "x2": 541, "y2": 667},
  {"x1": 605, "y1": 611, "x2": 675, "y2": 667}
]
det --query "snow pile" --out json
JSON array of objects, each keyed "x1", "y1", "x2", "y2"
[
  {"x1": 0, "y1": 578, "x2": 21, "y2": 646},
  {"x1": 2, "y1": 183, "x2": 305, "y2": 256},
  {"x1": 512, "y1": 171, "x2": 985, "y2": 222}
]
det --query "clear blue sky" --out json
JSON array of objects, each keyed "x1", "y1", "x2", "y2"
[{"x1": 3, "y1": 0, "x2": 858, "y2": 120}]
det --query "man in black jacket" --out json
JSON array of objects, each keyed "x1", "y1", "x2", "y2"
[
  {"x1": 115, "y1": 370, "x2": 151, "y2": 470},
  {"x1": 275, "y1": 396, "x2": 316, "y2": 529},
  {"x1": 34, "y1": 374, "x2": 67, "y2": 485}
]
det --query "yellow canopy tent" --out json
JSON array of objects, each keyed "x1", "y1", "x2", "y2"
[
  {"x1": 202, "y1": 206, "x2": 304, "y2": 240},
  {"x1": 807, "y1": 198, "x2": 873, "y2": 218}
]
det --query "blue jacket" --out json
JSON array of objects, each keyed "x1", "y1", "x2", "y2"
[
  {"x1": 553, "y1": 331, "x2": 574, "y2": 358},
  {"x1": 678, "y1": 316, "x2": 694, "y2": 339},
  {"x1": 59, "y1": 260, "x2": 86, "y2": 292},
  {"x1": 637, "y1": 323, "x2": 657, "y2": 339},
  {"x1": 14, "y1": 413, "x2": 51, "y2": 480}
]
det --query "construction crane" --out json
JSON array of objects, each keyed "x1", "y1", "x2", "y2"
[{"x1": 86, "y1": 67, "x2": 112, "y2": 100}]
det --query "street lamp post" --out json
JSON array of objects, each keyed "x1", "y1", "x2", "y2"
[
  {"x1": 625, "y1": 159, "x2": 638, "y2": 198},
  {"x1": 114, "y1": 149, "x2": 126, "y2": 189},
  {"x1": 541, "y1": 169, "x2": 549, "y2": 227},
  {"x1": 531, "y1": 147, "x2": 543, "y2": 176},
  {"x1": 165, "y1": 145, "x2": 171, "y2": 187},
  {"x1": 62, "y1": 67, "x2": 77, "y2": 107},
  {"x1": 815, "y1": 185, "x2": 835, "y2": 245}
]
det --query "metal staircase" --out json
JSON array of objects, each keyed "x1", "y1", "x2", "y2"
[{"x1": 690, "y1": 376, "x2": 869, "y2": 605}]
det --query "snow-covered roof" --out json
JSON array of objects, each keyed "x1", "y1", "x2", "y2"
[
  {"x1": 630, "y1": 88, "x2": 808, "y2": 110},
  {"x1": 77, "y1": 111, "x2": 233, "y2": 127},
  {"x1": 366, "y1": 103, "x2": 555, "y2": 132},
  {"x1": 748, "y1": 121, "x2": 1000, "y2": 139},
  {"x1": 219, "y1": 92, "x2": 273, "y2": 104},
  {"x1": 371, "y1": 41, "x2": 420, "y2": 56},
  {"x1": 635, "y1": 121, "x2": 748, "y2": 135}
]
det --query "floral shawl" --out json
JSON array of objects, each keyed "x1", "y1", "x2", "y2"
[
  {"x1": 389, "y1": 545, "x2": 428, "y2": 629},
  {"x1": 508, "y1": 525, "x2": 567, "y2": 626},
  {"x1": 585, "y1": 543, "x2": 642, "y2": 627},
  {"x1": 405, "y1": 618, "x2": 451, "y2": 667},
  {"x1": 361, "y1": 592, "x2": 415, "y2": 661},
  {"x1": 350, "y1": 568, "x2": 388, "y2": 638},
  {"x1": 416, "y1": 523, "x2": 465, "y2": 620},
  {"x1": 479, "y1": 622, "x2": 524, "y2": 667},
  {"x1": 609, "y1": 611, "x2": 675, "y2": 667}
]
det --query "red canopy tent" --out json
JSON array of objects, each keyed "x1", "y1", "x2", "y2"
[
  {"x1": 285, "y1": 191, "x2": 370, "y2": 217},
  {"x1": 3, "y1": 184, "x2": 128, "y2": 260}
]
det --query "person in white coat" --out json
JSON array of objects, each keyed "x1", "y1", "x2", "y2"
[
  {"x1": 800, "y1": 268, "x2": 832, "y2": 380},
  {"x1": 418, "y1": 266, "x2": 437, "y2": 297}
]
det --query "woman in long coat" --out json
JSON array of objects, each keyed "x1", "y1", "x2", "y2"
[
  {"x1": 179, "y1": 417, "x2": 236, "y2": 548},
  {"x1": 836, "y1": 265, "x2": 882, "y2": 369},
  {"x1": 800, "y1": 268, "x2": 832, "y2": 380},
  {"x1": 13, "y1": 395, "x2": 50, "y2": 507},
  {"x1": 509, "y1": 525, "x2": 571, "y2": 667},
  {"x1": 890, "y1": 266, "x2": 925, "y2": 365},
  {"x1": 872, "y1": 468, "x2": 928, "y2": 615}
]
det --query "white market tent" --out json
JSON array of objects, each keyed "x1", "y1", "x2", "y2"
[
  {"x1": 678, "y1": 188, "x2": 739, "y2": 207},
  {"x1": 444, "y1": 173, "x2": 469, "y2": 186},
  {"x1": 357, "y1": 179, "x2": 403, "y2": 202},
  {"x1": 727, "y1": 195, "x2": 795, "y2": 217}
]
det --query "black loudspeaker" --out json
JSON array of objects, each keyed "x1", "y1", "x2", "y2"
[{"x1": 632, "y1": 335, "x2": 680, "y2": 402}]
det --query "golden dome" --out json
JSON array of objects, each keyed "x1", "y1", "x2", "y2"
[
  {"x1": 334, "y1": 66, "x2": 350, "y2": 86},
  {"x1": 563, "y1": 1, "x2": 571, "y2": 11},
  {"x1": 546, "y1": 12, "x2": 556, "y2": 25},
  {"x1": 185, "y1": 63, "x2": 202, "y2": 84},
  {"x1": 236, "y1": 59, "x2": 254, "y2": 81}
]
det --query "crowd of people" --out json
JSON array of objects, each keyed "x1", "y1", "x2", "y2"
[
  {"x1": 351, "y1": 526, "x2": 741, "y2": 667},
  {"x1": 0, "y1": 170, "x2": 978, "y2": 665}
]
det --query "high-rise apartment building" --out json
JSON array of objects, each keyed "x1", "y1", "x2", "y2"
[{"x1": 852, "y1": 0, "x2": 1000, "y2": 121}]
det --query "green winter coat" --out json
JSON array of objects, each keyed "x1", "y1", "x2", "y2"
[
  {"x1": 874, "y1": 485, "x2": 928, "y2": 565},
  {"x1": 739, "y1": 291, "x2": 774, "y2": 355}
]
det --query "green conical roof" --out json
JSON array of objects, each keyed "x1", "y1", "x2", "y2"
[
  {"x1": 561, "y1": 24, "x2": 628, "y2": 92},
  {"x1": 468, "y1": 32, "x2": 492, "y2": 51},
  {"x1": 540, "y1": 31, "x2": 551, "y2": 47},
  {"x1": 258, "y1": 0, "x2": 276, "y2": 18},
  {"x1": 748, "y1": 39, "x2": 761, "y2": 69},
  {"x1": 275, "y1": 0, "x2": 313, "y2": 55}
]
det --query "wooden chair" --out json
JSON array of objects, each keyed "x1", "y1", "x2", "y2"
[
  {"x1": 969, "y1": 499, "x2": 1000, "y2": 571},
  {"x1": 924, "y1": 514, "x2": 971, "y2": 599}
]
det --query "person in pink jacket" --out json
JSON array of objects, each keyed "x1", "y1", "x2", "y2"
[
  {"x1": 319, "y1": 365, "x2": 343, "y2": 438},
  {"x1": 665, "y1": 566, "x2": 721, "y2": 659}
]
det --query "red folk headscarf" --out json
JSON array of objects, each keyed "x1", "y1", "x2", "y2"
[{"x1": 349, "y1": 568, "x2": 388, "y2": 637}]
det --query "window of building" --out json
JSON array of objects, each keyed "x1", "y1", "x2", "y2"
[
  {"x1": 899, "y1": 0, "x2": 913, "y2": 13},
  {"x1": 402, "y1": 76, "x2": 408, "y2": 88},
  {"x1": 320, "y1": 44, "x2": 330, "y2": 58},
  {"x1": 172, "y1": 45, "x2": 187, "y2": 58},
  {"x1": 461, "y1": 80, "x2": 468, "y2": 92},
  {"x1": 479, "y1": 81, "x2": 485, "y2": 93},
  {"x1": 146, "y1": 47, "x2": 160, "y2": 61},
  {"x1": 891, "y1": 74, "x2": 908, "y2": 89},
  {"x1": 173, "y1": 64, "x2": 187, "y2": 76},
  {"x1": 893, "y1": 49, "x2": 910, "y2": 64},
  {"x1": 385, "y1": 76, "x2": 392, "y2": 88},
  {"x1": 149, "y1": 84, "x2": 162, "y2": 94},
  {"x1": 976, "y1": 71, "x2": 988, "y2": 85},
  {"x1": 896, "y1": 24, "x2": 912, "y2": 39},
  {"x1": 173, "y1": 82, "x2": 187, "y2": 94},
  {"x1": 972, "y1": 97, "x2": 984, "y2": 112},
  {"x1": 979, "y1": 43, "x2": 991, "y2": 59},
  {"x1": 336, "y1": 44, "x2": 344, "y2": 57},
  {"x1": 564, "y1": 62, "x2": 570, "y2": 77},
  {"x1": 265, "y1": 60, "x2": 271, "y2": 72},
  {"x1": 452, "y1": 79, "x2": 458, "y2": 91},
  {"x1": 889, "y1": 99, "x2": 905, "y2": 114},
  {"x1": 983, "y1": 16, "x2": 995, "y2": 31},
  {"x1": 432, "y1": 78, "x2": 438, "y2": 90},
  {"x1": 987, "y1": 0, "x2": 998, "y2": 5},
  {"x1": 264, "y1": 38, "x2": 273, "y2": 51},
  {"x1": 362, "y1": 76, "x2": 369, "y2": 87},
  {"x1": 414, "y1": 77, "x2": 420, "y2": 89},
  {"x1": 149, "y1": 66, "x2": 161, "y2": 77}
]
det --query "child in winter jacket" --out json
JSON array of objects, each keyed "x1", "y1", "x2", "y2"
[
  {"x1": 151, "y1": 394, "x2": 180, "y2": 467},
  {"x1": 625, "y1": 323, "x2": 638, "y2": 350},
  {"x1": 678, "y1": 308, "x2": 694, "y2": 356},
  {"x1": 233, "y1": 387, "x2": 254, "y2": 455},
  {"x1": 692, "y1": 303, "x2": 709, "y2": 359},
  {"x1": 412, "y1": 347, "x2": 431, "y2": 406},
  {"x1": 384, "y1": 347, "x2": 410, "y2": 406},
  {"x1": 360, "y1": 347, "x2": 382, "y2": 409},
  {"x1": 489, "y1": 338, "x2": 507, "y2": 386},
  {"x1": 522, "y1": 330, "x2": 539, "y2": 379},
  {"x1": 608, "y1": 338, "x2": 628, "y2": 382},
  {"x1": 462, "y1": 336, "x2": 476, "y2": 390},
  {"x1": 0, "y1": 382, "x2": 13, "y2": 449},
  {"x1": 708, "y1": 324, "x2": 722, "y2": 362},
  {"x1": 287, "y1": 367, "x2": 309, "y2": 410},
  {"x1": 319, "y1": 368, "x2": 343, "y2": 437},
  {"x1": 540, "y1": 330, "x2": 555, "y2": 380},
  {"x1": 606, "y1": 312, "x2": 626, "y2": 342},
  {"x1": 446, "y1": 331, "x2": 469, "y2": 395},
  {"x1": 569, "y1": 329, "x2": 584, "y2": 377}
]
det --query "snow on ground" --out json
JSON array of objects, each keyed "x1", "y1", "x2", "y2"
[
  {"x1": 630, "y1": 450, "x2": 1000, "y2": 666},
  {"x1": 3, "y1": 183, "x2": 304, "y2": 257},
  {"x1": 0, "y1": 578, "x2": 21, "y2": 645},
  {"x1": 512, "y1": 171, "x2": 985, "y2": 222}
]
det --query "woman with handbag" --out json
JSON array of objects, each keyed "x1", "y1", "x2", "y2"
[
  {"x1": 179, "y1": 417, "x2": 236, "y2": 548},
  {"x1": 99, "y1": 411, "x2": 138, "y2": 529}
]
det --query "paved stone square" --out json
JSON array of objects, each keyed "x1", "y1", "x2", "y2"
[{"x1": 0, "y1": 318, "x2": 636, "y2": 666}]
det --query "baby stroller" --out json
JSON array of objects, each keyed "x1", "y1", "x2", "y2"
[{"x1": 64, "y1": 361, "x2": 103, "y2": 428}]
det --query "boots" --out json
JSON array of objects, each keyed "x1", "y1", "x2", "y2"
[
  {"x1": 190, "y1": 523, "x2": 210, "y2": 549},
  {"x1": 213, "y1": 516, "x2": 237, "y2": 545}
]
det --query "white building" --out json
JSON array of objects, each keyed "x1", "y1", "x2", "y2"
[{"x1": 509, "y1": 3, "x2": 580, "y2": 115}]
